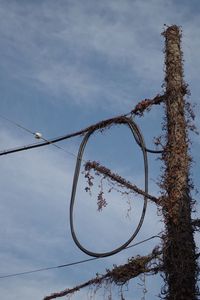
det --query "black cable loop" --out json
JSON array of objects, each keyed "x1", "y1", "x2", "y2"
[
  {"x1": 0, "y1": 113, "x2": 163, "y2": 156},
  {"x1": 130, "y1": 114, "x2": 163, "y2": 154},
  {"x1": 70, "y1": 116, "x2": 148, "y2": 257}
]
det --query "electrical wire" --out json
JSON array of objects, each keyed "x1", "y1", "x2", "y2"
[
  {"x1": 70, "y1": 116, "x2": 149, "y2": 257},
  {"x1": 0, "y1": 114, "x2": 36, "y2": 136},
  {"x1": 0, "y1": 114, "x2": 161, "y2": 257},
  {"x1": 0, "y1": 107, "x2": 164, "y2": 275},
  {"x1": 0, "y1": 115, "x2": 162, "y2": 274},
  {"x1": 130, "y1": 114, "x2": 163, "y2": 154},
  {"x1": 0, "y1": 113, "x2": 163, "y2": 157},
  {"x1": 0, "y1": 235, "x2": 162, "y2": 279},
  {"x1": 37, "y1": 135, "x2": 78, "y2": 160},
  {"x1": 0, "y1": 114, "x2": 78, "y2": 159}
]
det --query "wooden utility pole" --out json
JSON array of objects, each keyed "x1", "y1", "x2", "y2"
[
  {"x1": 162, "y1": 25, "x2": 198, "y2": 300},
  {"x1": 44, "y1": 25, "x2": 199, "y2": 300}
]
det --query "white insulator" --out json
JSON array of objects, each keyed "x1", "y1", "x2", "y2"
[{"x1": 35, "y1": 132, "x2": 42, "y2": 139}]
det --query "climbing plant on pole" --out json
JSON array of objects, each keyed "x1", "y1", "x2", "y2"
[{"x1": 44, "y1": 25, "x2": 199, "y2": 300}]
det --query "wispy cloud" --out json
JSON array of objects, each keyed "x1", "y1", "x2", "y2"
[
  {"x1": 0, "y1": 1, "x2": 199, "y2": 299},
  {"x1": 1, "y1": 0, "x2": 199, "y2": 111}
]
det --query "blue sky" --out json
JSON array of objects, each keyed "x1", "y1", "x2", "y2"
[{"x1": 0, "y1": 1, "x2": 199, "y2": 299}]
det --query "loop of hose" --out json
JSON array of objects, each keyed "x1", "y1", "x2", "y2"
[{"x1": 70, "y1": 116, "x2": 148, "y2": 257}]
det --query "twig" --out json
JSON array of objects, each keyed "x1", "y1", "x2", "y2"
[
  {"x1": 191, "y1": 219, "x2": 200, "y2": 229},
  {"x1": 131, "y1": 94, "x2": 165, "y2": 116},
  {"x1": 85, "y1": 161, "x2": 159, "y2": 205},
  {"x1": 43, "y1": 248, "x2": 162, "y2": 300}
]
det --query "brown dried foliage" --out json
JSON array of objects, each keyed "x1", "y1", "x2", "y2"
[
  {"x1": 77, "y1": 93, "x2": 165, "y2": 138},
  {"x1": 131, "y1": 94, "x2": 165, "y2": 117},
  {"x1": 161, "y1": 25, "x2": 198, "y2": 300},
  {"x1": 84, "y1": 160, "x2": 159, "y2": 207},
  {"x1": 43, "y1": 248, "x2": 162, "y2": 300},
  {"x1": 43, "y1": 25, "x2": 199, "y2": 300},
  {"x1": 192, "y1": 218, "x2": 200, "y2": 230}
]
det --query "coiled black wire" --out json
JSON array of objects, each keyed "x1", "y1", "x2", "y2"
[
  {"x1": 130, "y1": 114, "x2": 163, "y2": 154},
  {"x1": 70, "y1": 116, "x2": 149, "y2": 257},
  {"x1": 0, "y1": 113, "x2": 163, "y2": 156}
]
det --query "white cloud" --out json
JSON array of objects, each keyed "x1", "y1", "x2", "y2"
[{"x1": 1, "y1": 0, "x2": 199, "y2": 111}]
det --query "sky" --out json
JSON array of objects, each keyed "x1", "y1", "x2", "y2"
[{"x1": 0, "y1": 0, "x2": 200, "y2": 299}]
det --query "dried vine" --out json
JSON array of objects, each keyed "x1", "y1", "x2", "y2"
[
  {"x1": 43, "y1": 248, "x2": 162, "y2": 300},
  {"x1": 0, "y1": 94, "x2": 165, "y2": 157},
  {"x1": 160, "y1": 25, "x2": 198, "y2": 300},
  {"x1": 131, "y1": 94, "x2": 165, "y2": 116},
  {"x1": 192, "y1": 219, "x2": 200, "y2": 230},
  {"x1": 42, "y1": 25, "x2": 199, "y2": 300},
  {"x1": 84, "y1": 160, "x2": 159, "y2": 207}
]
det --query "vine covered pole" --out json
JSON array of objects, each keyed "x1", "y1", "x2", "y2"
[{"x1": 162, "y1": 25, "x2": 198, "y2": 299}]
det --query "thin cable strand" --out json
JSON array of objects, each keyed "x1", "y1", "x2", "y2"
[
  {"x1": 0, "y1": 97, "x2": 164, "y2": 157},
  {"x1": 0, "y1": 114, "x2": 79, "y2": 159},
  {"x1": 0, "y1": 235, "x2": 162, "y2": 279},
  {"x1": 70, "y1": 117, "x2": 149, "y2": 257},
  {"x1": 0, "y1": 114, "x2": 36, "y2": 136}
]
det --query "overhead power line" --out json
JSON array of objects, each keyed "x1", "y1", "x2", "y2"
[
  {"x1": 0, "y1": 115, "x2": 130, "y2": 156},
  {"x1": 0, "y1": 235, "x2": 162, "y2": 279},
  {"x1": 0, "y1": 111, "x2": 163, "y2": 157},
  {"x1": 0, "y1": 114, "x2": 80, "y2": 159},
  {"x1": 0, "y1": 114, "x2": 36, "y2": 136}
]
